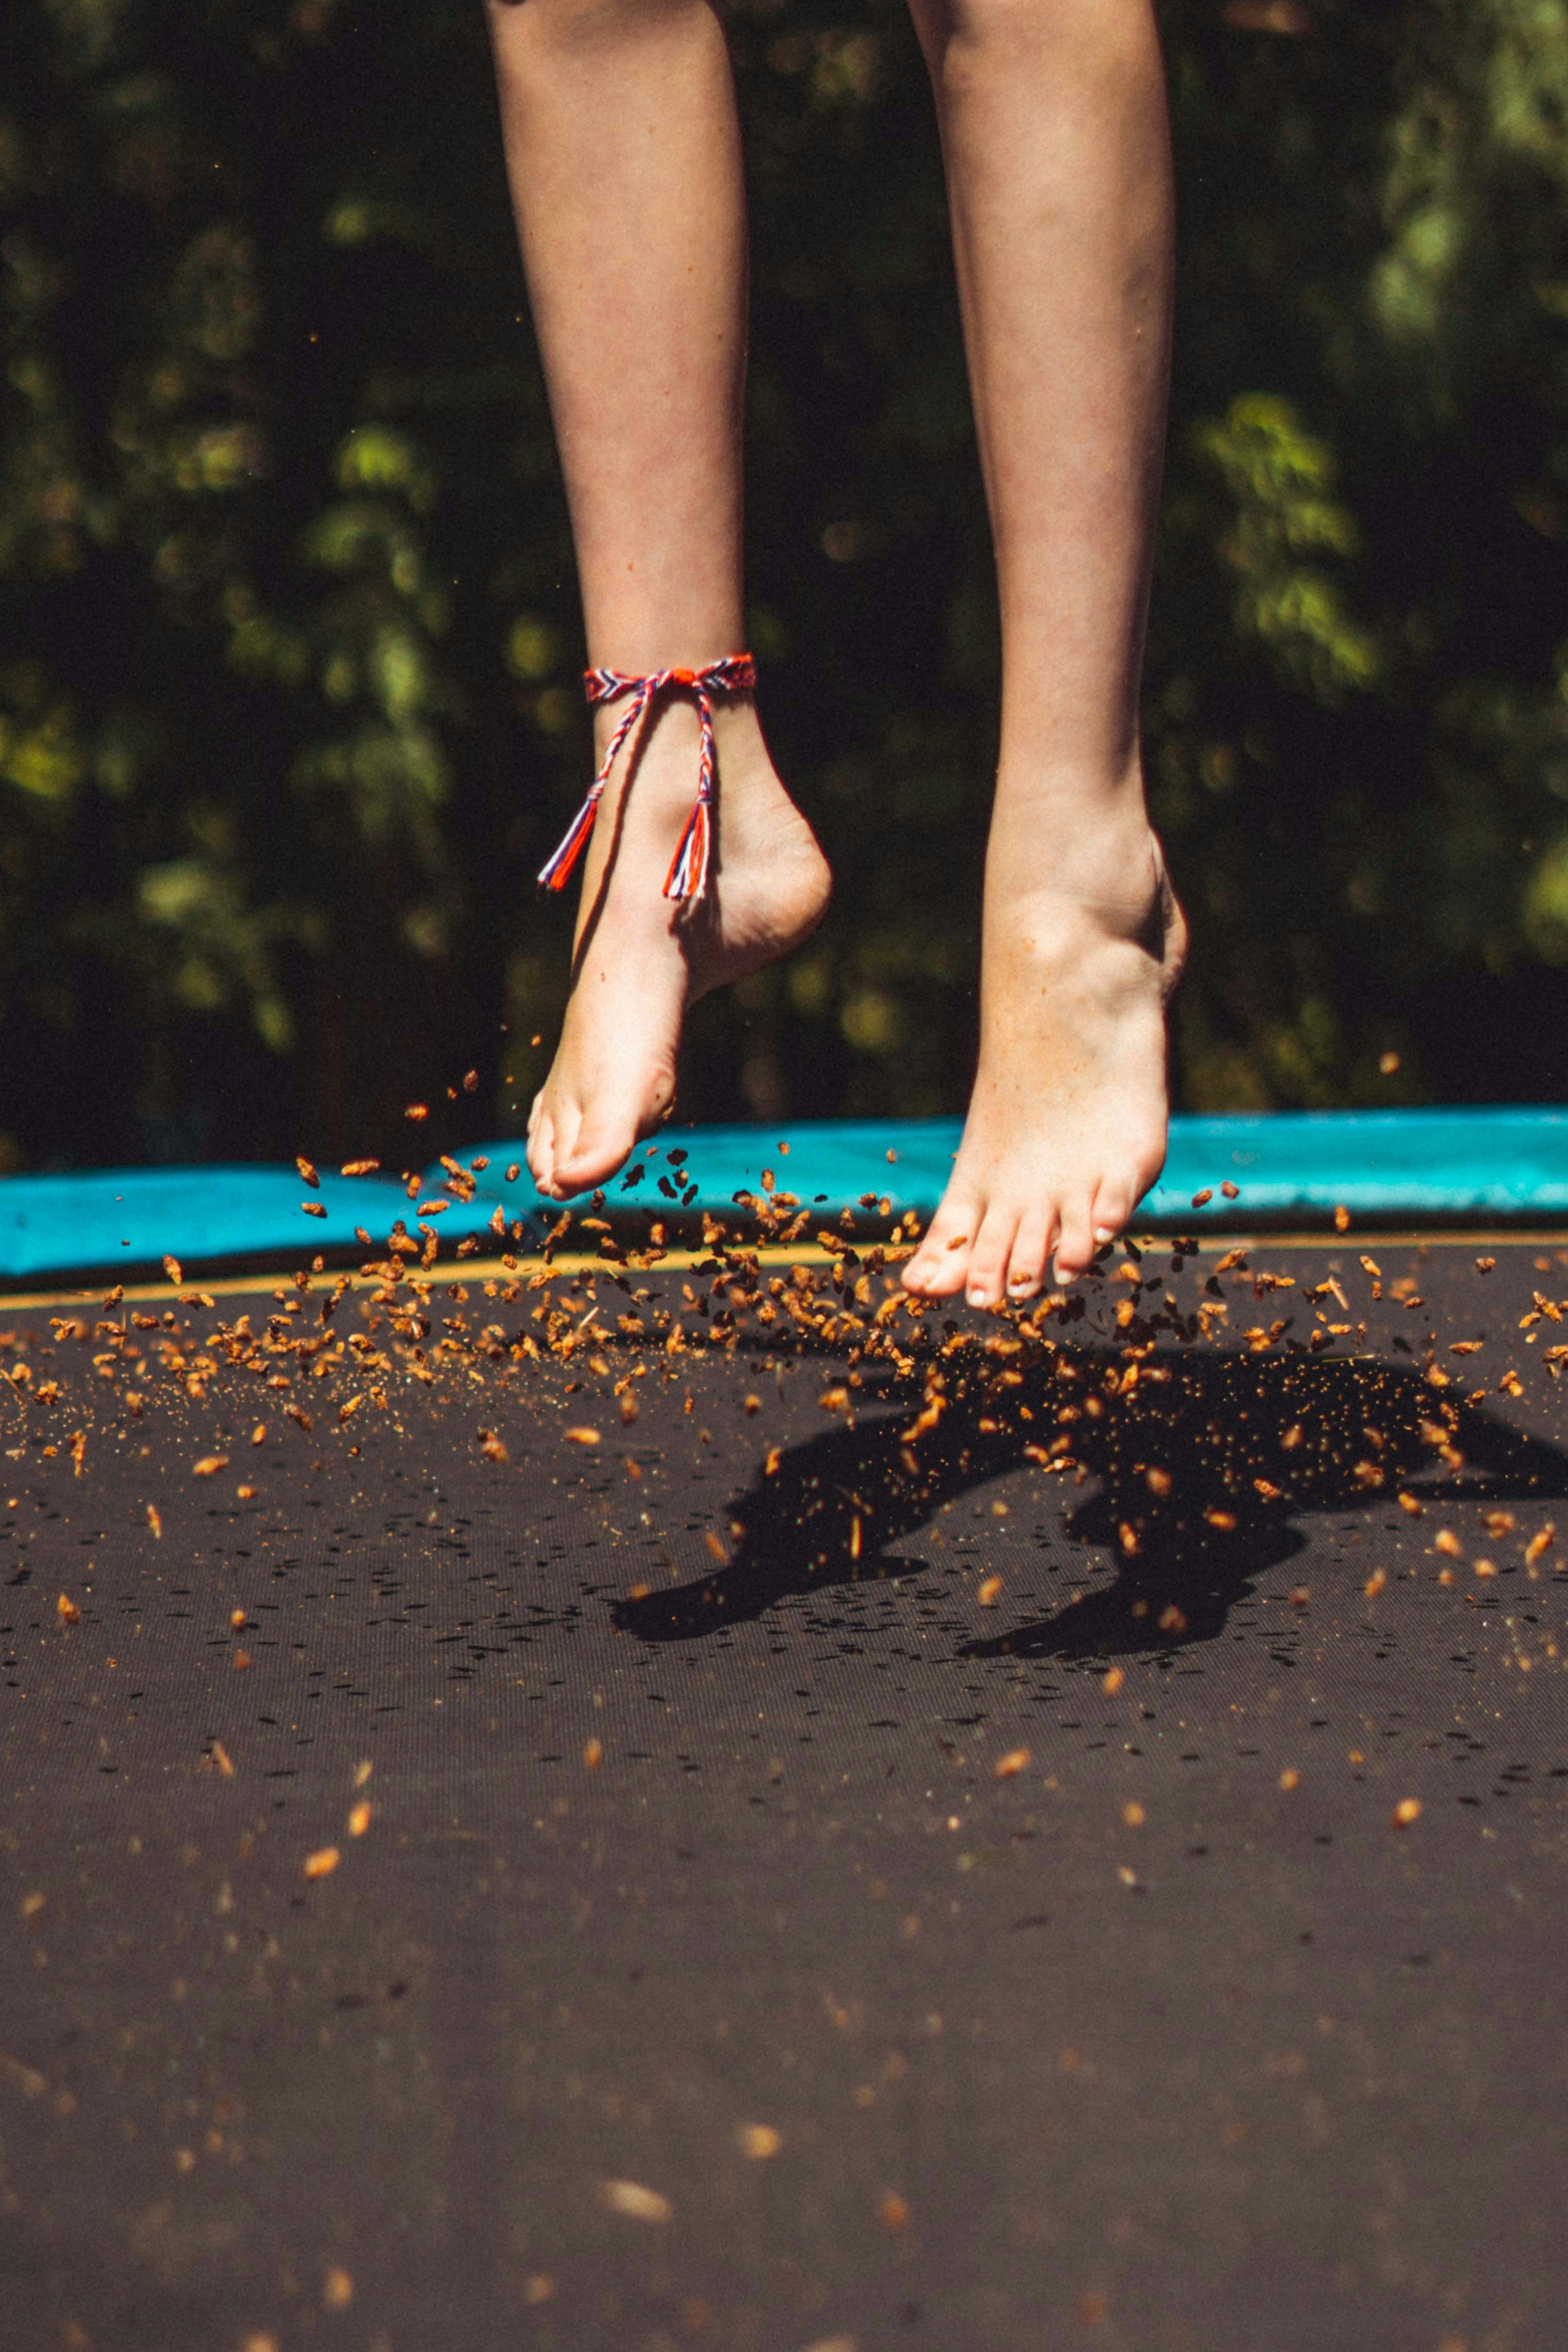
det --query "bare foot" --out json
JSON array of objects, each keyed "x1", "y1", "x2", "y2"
[
  {"x1": 528, "y1": 694, "x2": 830, "y2": 1197},
  {"x1": 903, "y1": 812, "x2": 1185, "y2": 1307}
]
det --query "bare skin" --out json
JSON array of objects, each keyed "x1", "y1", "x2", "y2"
[
  {"x1": 486, "y1": 0, "x2": 1181, "y2": 1258},
  {"x1": 486, "y1": 0, "x2": 828, "y2": 1199},
  {"x1": 527, "y1": 690, "x2": 829, "y2": 1194},
  {"x1": 899, "y1": 0, "x2": 1184, "y2": 1302},
  {"x1": 907, "y1": 824, "x2": 1185, "y2": 1305}
]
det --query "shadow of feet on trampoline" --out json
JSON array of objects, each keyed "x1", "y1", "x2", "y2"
[{"x1": 612, "y1": 1346, "x2": 1568, "y2": 1660}]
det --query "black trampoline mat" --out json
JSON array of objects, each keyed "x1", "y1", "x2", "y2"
[{"x1": 5, "y1": 1233, "x2": 1568, "y2": 2352}]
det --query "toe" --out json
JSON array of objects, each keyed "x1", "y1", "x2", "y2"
[
  {"x1": 527, "y1": 1098, "x2": 557, "y2": 1196},
  {"x1": 964, "y1": 1205, "x2": 1018, "y2": 1310},
  {"x1": 903, "y1": 1191, "x2": 982, "y2": 1297},
  {"x1": 553, "y1": 1108, "x2": 638, "y2": 1196},
  {"x1": 1054, "y1": 1193, "x2": 1096, "y2": 1282},
  {"x1": 539, "y1": 1092, "x2": 588, "y2": 1198},
  {"x1": 1090, "y1": 1173, "x2": 1136, "y2": 1250},
  {"x1": 1005, "y1": 1209, "x2": 1053, "y2": 1301}
]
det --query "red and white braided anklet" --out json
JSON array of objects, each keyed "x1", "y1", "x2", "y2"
[{"x1": 537, "y1": 652, "x2": 756, "y2": 904}]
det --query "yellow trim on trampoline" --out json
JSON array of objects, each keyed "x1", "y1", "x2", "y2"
[{"x1": 2, "y1": 1228, "x2": 1565, "y2": 1315}]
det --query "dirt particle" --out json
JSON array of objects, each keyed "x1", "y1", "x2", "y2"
[{"x1": 599, "y1": 2178, "x2": 673, "y2": 2224}]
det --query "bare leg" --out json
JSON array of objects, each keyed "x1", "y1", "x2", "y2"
[
  {"x1": 900, "y1": 0, "x2": 1186, "y2": 1304},
  {"x1": 485, "y1": 0, "x2": 828, "y2": 1198}
]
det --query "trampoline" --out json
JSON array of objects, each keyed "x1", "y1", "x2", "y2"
[{"x1": 5, "y1": 1116, "x2": 1568, "y2": 2350}]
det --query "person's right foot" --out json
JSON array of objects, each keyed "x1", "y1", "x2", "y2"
[
  {"x1": 903, "y1": 813, "x2": 1185, "y2": 1308},
  {"x1": 527, "y1": 695, "x2": 831, "y2": 1199}
]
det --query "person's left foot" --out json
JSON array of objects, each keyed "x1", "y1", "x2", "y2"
[{"x1": 903, "y1": 812, "x2": 1185, "y2": 1306}]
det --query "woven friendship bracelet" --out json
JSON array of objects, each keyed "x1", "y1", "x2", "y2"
[{"x1": 536, "y1": 652, "x2": 757, "y2": 903}]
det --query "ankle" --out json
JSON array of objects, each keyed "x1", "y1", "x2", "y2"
[
  {"x1": 711, "y1": 698, "x2": 778, "y2": 785},
  {"x1": 986, "y1": 775, "x2": 1159, "y2": 906},
  {"x1": 493, "y1": 0, "x2": 718, "y2": 79},
  {"x1": 992, "y1": 744, "x2": 1148, "y2": 817}
]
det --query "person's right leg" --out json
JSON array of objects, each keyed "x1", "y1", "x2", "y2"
[
  {"x1": 486, "y1": 0, "x2": 828, "y2": 1199},
  {"x1": 899, "y1": 0, "x2": 1186, "y2": 1306}
]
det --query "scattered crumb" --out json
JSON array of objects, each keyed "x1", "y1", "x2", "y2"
[{"x1": 599, "y1": 2179, "x2": 673, "y2": 2223}]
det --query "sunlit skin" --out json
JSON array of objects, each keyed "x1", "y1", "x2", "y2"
[{"x1": 485, "y1": 0, "x2": 1183, "y2": 1301}]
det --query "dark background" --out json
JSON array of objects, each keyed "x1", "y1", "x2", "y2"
[{"x1": 5, "y1": 0, "x2": 1568, "y2": 1174}]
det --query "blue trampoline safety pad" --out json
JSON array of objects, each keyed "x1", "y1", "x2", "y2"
[
  {"x1": 582, "y1": 1107, "x2": 1568, "y2": 1227},
  {"x1": 1, "y1": 1106, "x2": 1566, "y2": 1284}
]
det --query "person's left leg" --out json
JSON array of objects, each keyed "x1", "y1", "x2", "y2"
[{"x1": 898, "y1": 0, "x2": 1185, "y2": 1307}]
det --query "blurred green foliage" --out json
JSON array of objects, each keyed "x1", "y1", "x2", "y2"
[{"x1": 6, "y1": 0, "x2": 1568, "y2": 1170}]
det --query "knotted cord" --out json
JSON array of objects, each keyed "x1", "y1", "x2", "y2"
[{"x1": 537, "y1": 652, "x2": 756, "y2": 903}]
